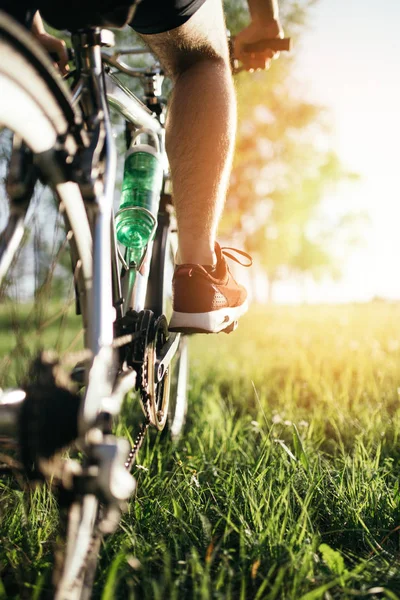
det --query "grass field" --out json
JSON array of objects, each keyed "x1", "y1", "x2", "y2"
[{"x1": 2, "y1": 303, "x2": 400, "y2": 599}]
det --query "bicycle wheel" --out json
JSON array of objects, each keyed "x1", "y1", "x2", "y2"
[
  {"x1": 0, "y1": 9, "x2": 92, "y2": 386},
  {"x1": 146, "y1": 200, "x2": 189, "y2": 440},
  {"x1": 0, "y1": 13, "x2": 97, "y2": 599}
]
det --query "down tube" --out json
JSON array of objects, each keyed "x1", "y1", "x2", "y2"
[{"x1": 79, "y1": 49, "x2": 119, "y2": 432}]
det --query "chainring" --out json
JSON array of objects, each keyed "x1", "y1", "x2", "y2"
[
  {"x1": 119, "y1": 309, "x2": 170, "y2": 431},
  {"x1": 145, "y1": 314, "x2": 170, "y2": 430}
]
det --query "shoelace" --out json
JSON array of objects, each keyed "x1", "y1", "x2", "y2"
[{"x1": 221, "y1": 246, "x2": 253, "y2": 267}]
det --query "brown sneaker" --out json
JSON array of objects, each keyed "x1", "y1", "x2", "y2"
[{"x1": 169, "y1": 244, "x2": 252, "y2": 334}]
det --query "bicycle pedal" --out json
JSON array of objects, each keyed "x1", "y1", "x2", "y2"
[{"x1": 222, "y1": 320, "x2": 238, "y2": 334}]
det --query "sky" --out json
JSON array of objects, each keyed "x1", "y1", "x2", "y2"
[{"x1": 273, "y1": 0, "x2": 400, "y2": 303}]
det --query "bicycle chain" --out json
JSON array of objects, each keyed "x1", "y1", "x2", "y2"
[
  {"x1": 125, "y1": 311, "x2": 153, "y2": 471},
  {"x1": 124, "y1": 410, "x2": 150, "y2": 471},
  {"x1": 124, "y1": 313, "x2": 170, "y2": 470}
]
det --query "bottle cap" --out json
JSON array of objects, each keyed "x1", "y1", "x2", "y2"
[{"x1": 126, "y1": 144, "x2": 160, "y2": 159}]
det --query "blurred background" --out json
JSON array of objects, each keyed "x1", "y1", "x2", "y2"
[
  {"x1": 1, "y1": 0, "x2": 400, "y2": 307},
  {"x1": 224, "y1": 0, "x2": 400, "y2": 304}
]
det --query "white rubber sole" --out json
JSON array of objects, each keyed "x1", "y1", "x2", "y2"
[{"x1": 169, "y1": 300, "x2": 249, "y2": 334}]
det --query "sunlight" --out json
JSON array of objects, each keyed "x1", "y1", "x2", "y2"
[{"x1": 291, "y1": 0, "x2": 400, "y2": 303}]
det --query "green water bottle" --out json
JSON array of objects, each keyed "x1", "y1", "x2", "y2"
[{"x1": 115, "y1": 141, "x2": 163, "y2": 265}]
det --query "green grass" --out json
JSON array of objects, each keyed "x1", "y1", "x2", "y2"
[
  {"x1": 2, "y1": 303, "x2": 400, "y2": 599},
  {"x1": 0, "y1": 302, "x2": 83, "y2": 388}
]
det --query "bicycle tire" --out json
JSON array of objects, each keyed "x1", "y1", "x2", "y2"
[
  {"x1": 146, "y1": 204, "x2": 189, "y2": 440},
  {"x1": 0, "y1": 13, "x2": 98, "y2": 600},
  {"x1": 0, "y1": 10, "x2": 90, "y2": 397}
]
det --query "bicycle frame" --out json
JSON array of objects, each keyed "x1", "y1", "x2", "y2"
[
  {"x1": 66, "y1": 29, "x2": 168, "y2": 434},
  {"x1": 51, "y1": 29, "x2": 175, "y2": 598},
  {"x1": 0, "y1": 24, "x2": 176, "y2": 439}
]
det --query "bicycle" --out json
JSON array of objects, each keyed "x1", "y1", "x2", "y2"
[
  {"x1": 0, "y1": 9, "x2": 290, "y2": 598},
  {"x1": 0, "y1": 10, "x2": 191, "y2": 597}
]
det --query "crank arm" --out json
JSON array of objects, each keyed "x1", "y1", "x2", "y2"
[{"x1": 154, "y1": 332, "x2": 180, "y2": 383}]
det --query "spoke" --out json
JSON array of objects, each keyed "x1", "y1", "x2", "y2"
[
  {"x1": 0, "y1": 173, "x2": 84, "y2": 388},
  {"x1": 63, "y1": 328, "x2": 85, "y2": 356},
  {"x1": 38, "y1": 295, "x2": 76, "y2": 333}
]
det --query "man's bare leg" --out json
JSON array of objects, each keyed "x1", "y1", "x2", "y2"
[{"x1": 140, "y1": 0, "x2": 236, "y2": 266}]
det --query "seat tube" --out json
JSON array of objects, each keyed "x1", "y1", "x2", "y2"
[{"x1": 84, "y1": 37, "x2": 116, "y2": 353}]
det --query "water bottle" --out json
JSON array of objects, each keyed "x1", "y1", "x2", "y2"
[{"x1": 115, "y1": 134, "x2": 163, "y2": 265}]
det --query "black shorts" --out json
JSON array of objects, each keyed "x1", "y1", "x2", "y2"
[
  {"x1": 0, "y1": 0, "x2": 207, "y2": 33},
  {"x1": 0, "y1": 1, "x2": 37, "y2": 27},
  {"x1": 132, "y1": 0, "x2": 207, "y2": 35}
]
